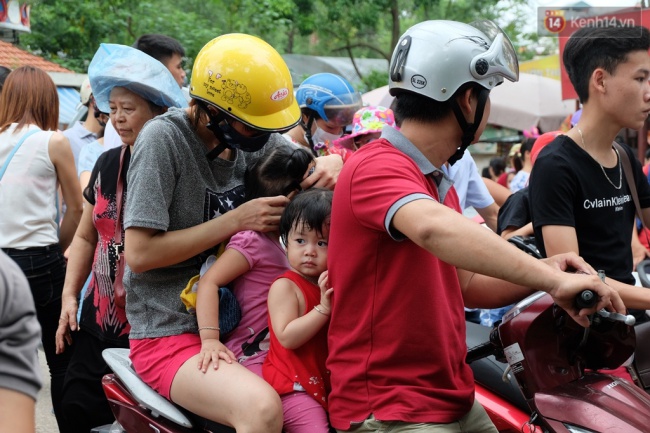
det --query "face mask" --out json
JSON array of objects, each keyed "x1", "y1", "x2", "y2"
[
  {"x1": 306, "y1": 126, "x2": 342, "y2": 147},
  {"x1": 207, "y1": 118, "x2": 271, "y2": 153},
  {"x1": 92, "y1": 101, "x2": 108, "y2": 128}
]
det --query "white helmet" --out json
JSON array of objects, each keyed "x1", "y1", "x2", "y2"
[
  {"x1": 389, "y1": 20, "x2": 518, "y2": 101},
  {"x1": 389, "y1": 20, "x2": 518, "y2": 164}
]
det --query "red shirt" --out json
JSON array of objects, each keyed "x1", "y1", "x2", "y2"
[
  {"x1": 327, "y1": 138, "x2": 474, "y2": 429},
  {"x1": 263, "y1": 270, "x2": 330, "y2": 409},
  {"x1": 497, "y1": 171, "x2": 509, "y2": 188}
]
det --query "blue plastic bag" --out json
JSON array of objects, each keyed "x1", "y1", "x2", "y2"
[{"x1": 88, "y1": 43, "x2": 188, "y2": 113}]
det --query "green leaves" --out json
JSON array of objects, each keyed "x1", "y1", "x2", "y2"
[{"x1": 19, "y1": 0, "x2": 531, "y2": 85}]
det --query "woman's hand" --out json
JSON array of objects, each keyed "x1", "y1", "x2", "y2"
[
  {"x1": 234, "y1": 196, "x2": 289, "y2": 233},
  {"x1": 301, "y1": 154, "x2": 343, "y2": 190},
  {"x1": 55, "y1": 295, "x2": 78, "y2": 354},
  {"x1": 197, "y1": 339, "x2": 235, "y2": 373}
]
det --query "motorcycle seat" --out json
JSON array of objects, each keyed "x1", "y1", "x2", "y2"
[
  {"x1": 102, "y1": 348, "x2": 194, "y2": 428},
  {"x1": 465, "y1": 322, "x2": 530, "y2": 414}
]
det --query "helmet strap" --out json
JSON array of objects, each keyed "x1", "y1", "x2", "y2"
[
  {"x1": 198, "y1": 100, "x2": 231, "y2": 160},
  {"x1": 302, "y1": 114, "x2": 317, "y2": 155},
  {"x1": 448, "y1": 87, "x2": 489, "y2": 165}
]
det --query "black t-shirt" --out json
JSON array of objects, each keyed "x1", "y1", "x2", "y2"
[
  {"x1": 497, "y1": 187, "x2": 530, "y2": 236},
  {"x1": 529, "y1": 136, "x2": 650, "y2": 284},
  {"x1": 80, "y1": 146, "x2": 131, "y2": 345}
]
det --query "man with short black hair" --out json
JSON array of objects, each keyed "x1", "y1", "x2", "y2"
[
  {"x1": 133, "y1": 34, "x2": 186, "y2": 87},
  {"x1": 530, "y1": 24, "x2": 650, "y2": 312},
  {"x1": 326, "y1": 19, "x2": 624, "y2": 433}
]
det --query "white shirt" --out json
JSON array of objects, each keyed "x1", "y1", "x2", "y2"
[
  {"x1": 442, "y1": 149, "x2": 494, "y2": 210},
  {"x1": 0, "y1": 125, "x2": 58, "y2": 248}
]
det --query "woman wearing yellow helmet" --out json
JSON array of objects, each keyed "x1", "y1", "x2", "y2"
[{"x1": 121, "y1": 34, "x2": 340, "y2": 432}]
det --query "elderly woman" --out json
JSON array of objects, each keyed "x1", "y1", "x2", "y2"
[{"x1": 55, "y1": 44, "x2": 187, "y2": 433}]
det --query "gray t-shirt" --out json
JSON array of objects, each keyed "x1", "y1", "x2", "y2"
[
  {"x1": 0, "y1": 251, "x2": 42, "y2": 400},
  {"x1": 124, "y1": 108, "x2": 285, "y2": 339}
]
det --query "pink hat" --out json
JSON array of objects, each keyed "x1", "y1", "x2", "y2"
[{"x1": 333, "y1": 105, "x2": 396, "y2": 149}]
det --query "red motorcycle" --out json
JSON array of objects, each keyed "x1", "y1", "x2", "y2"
[
  {"x1": 467, "y1": 289, "x2": 650, "y2": 433},
  {"x1": 99, "y1": 286, "x2": 650, "y2": 433},
  {"x1": 99, "y1": 348, "x2": 234, "y2": 433}
]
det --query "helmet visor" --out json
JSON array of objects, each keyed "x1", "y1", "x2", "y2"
[
  {"x1": 468, "y1": 20, "x2": 519, "y2": 84},
  {"x1": 323, "y1": 91, "x2": 364, "y2": 126}
]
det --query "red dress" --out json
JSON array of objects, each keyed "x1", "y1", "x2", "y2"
[{"x1": 263, "y1": 270, "x2": 330, "y2": 410}]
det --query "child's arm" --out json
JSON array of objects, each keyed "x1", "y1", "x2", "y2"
[
  {"x1": 195, "y1": 248, "x2": 250, "y2": 372},
  {"x1": 268, "y1": 272, "x2": 333, "y2": 350}
]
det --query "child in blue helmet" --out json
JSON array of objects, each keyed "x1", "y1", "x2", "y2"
[{"x1": 284, "y1": 73, "x2": 363, "y2": 159}]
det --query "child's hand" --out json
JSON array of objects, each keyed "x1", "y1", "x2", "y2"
[
  {"x1": 197, "y1": 339, "x2": 235, "y2": 373},
  {"x1": 318, "y1": 270, "x2": 334, "y2": 311}
]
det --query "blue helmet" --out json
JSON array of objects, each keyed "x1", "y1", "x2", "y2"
[{"x1": 295, "y1": 73, "x2": 363, "y2": 127}]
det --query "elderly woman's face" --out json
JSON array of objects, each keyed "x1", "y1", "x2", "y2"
[{"x1": 109, "y1": 87, "x2": 158, "y2": 146}]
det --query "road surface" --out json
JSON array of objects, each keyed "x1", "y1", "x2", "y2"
[{"x1": 36, "y1": 349, "x2": 58, "y2": 433}]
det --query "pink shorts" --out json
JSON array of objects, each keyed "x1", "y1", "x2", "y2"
[{"x1": 130, "y1": 333, "x2": 201, "y2": 400}]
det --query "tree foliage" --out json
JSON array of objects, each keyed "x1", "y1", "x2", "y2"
[
  {"x1": 20, "y1": 0, "x2": 530, "y2": 86},
  {"x1": 21, "y1": 0, "x2": 218, "y2": 71}
]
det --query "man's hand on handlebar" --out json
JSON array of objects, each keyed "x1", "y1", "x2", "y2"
[
  {"x1": 549, "y1": 272, "x2": 626, "y2": 328},
  {"x1": 540, "y1": 252, "x2": 627, "y2": 327},
  {"x1": 541, "y1": 252, "x2": 597, "y2": 275}
]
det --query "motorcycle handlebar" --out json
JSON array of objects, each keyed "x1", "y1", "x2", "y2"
[
  {"x1": 576, "y1": 289, "x2": 598, "y2": 310},
  {"x1": 575, "y1": 288, "x2": 636, "y2": 326}
]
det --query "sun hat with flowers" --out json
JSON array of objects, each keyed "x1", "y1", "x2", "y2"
[{"x1": 333, "y1": 105, "x2": 396, "y2": 149}]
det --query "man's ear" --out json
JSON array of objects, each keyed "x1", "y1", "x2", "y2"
[
  {"x1": 456, "y1": 86, "x2": 475, "y2": 117},
  {"x1": 592, "y1": 68, "x2": 607, "y2": 95}
]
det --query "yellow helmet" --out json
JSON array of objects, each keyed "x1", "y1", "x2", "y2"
[{"x1": 190, "y1": 34, "x2": 300, "y2": 132}]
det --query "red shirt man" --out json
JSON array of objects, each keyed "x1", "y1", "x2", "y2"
[
  {"x1": 326, "y1": 18, "x2": 623, "y2": 433},
  {"x1": 327, "y1": 129, "x2": 473, "y2": 430}
]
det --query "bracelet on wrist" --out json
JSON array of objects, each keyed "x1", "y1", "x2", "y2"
[
  {"x1": 314, "y1": 305, "x2": 330, "y2": 316},
  {"x1": 198, "y1": 326, "x2": 220, "y2": 332}
]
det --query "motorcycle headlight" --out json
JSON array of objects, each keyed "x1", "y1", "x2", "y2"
[{"x1": 563, "y1": 424, "x2": 598, "y2": 433}]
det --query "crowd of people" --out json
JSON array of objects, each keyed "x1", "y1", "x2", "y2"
[{"x1": 2, "y1": 16, "x2": 650, "y2": 433}]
